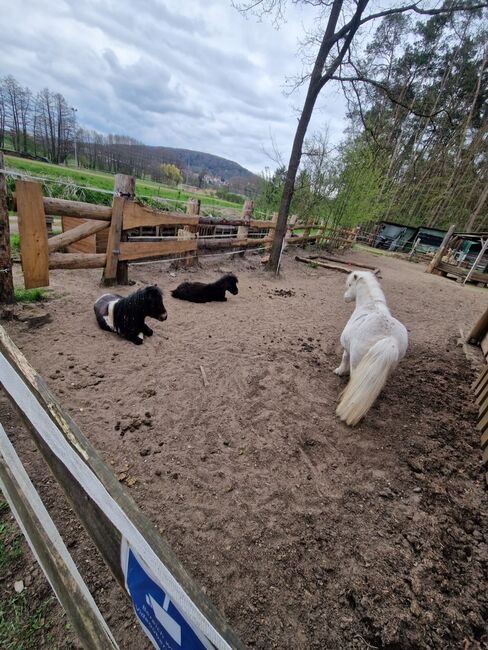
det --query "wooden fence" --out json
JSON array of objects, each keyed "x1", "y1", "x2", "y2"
[
  {"x1": 13, "y1": 175, "x2": 358, "y2": 288},
  {"x1": 426, "y1": 226, "x2": 488, "y2": 287},
  {"x1": 0, "y1": 324, "x2": 245, "y2": 649},
  {"x1": 467, "y1": 309, "x2": 488, "y2": 486}
]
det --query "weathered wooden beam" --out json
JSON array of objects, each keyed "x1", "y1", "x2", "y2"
[
  {"x1": 250, "y1": 219, "x2": 276, "y2": 229},
  {"x1": 464, "y1": 237, "x2": 488, "y2": 284},
  {"x1": 468, "y1": 306, "x2": 488, "y2": 345},
  {"x1": 103, "y1": 196, "x2": 126, "y2": 285},
  {"x1": 181, "y1": 199, "x2": 200, "y2": 267},
  {"x1": 118, "y1": 239, "x2": 197, "y2": 261},
  {"x1": 197, "y1": 237, "x2": 273, "y2": 251},
  {"x1": 43, "y1": 197, "x2": 112, "y2": 221},
  {"x1": 426, "y1": 224, "x2": 456, "y2": 274},
  {"x1": 48, "y1": 220, "x2": 109, "y2": 253},
  {"x1": 123, "y1": 202, "x2": 199, "y2": 230},
  {"x1": 0, "y1": 425, "x2": 119, "y2": 650},
  {"x1": 16, "y1": 180, "x2": 50, "y2": 289},
  {"x1": 0, "y1": 325, "x2": 245, "y2": 650},
  {"x1": 295, "y1": 255, "x2": 352, "y2": 274},
  {"x1": 49, "y1": 253, "x2": 107, "y2": 269},
  {"x1": 314, "y1": 254, "x2": 380, "y2": 274}
]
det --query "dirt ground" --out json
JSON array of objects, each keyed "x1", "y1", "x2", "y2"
[{"x1": 1, "y1": 248, "x2": 487, "y2": 650}]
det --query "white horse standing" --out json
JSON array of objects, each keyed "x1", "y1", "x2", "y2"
[{"x1": 334, "y1": 271, "x2": 408, "y2": 426}]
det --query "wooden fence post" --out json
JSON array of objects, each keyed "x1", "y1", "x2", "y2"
[
  {"x1": 0, "y1": 152, "x2": 14, "y2": 302},
  {"x1": 237, "y1": 200, "x2": 253, "y2": 254},
  {"x1": 284, "y1": 214, "x2": 298, "y2": 250},
  {"x1": 409, "y1": 237, "x2": 421, "y2": 260},
  {"x1": 464, "y1": 236, "x2": 488, "y2": 285},
  {"x1": 103, "y1": 175, "x2": 135, "y2": 286},
  {"x1": 179, "y1": 199, "x2": 200, "y2": 267},
  {"x1": 16, "y1": 181, "x2": 49, "y2": 289},
  {"x1": 426, "y1": 224, "x2": 456, "y2": 274}
]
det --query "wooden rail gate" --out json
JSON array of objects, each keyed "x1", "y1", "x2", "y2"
[
  {"x1": 467, "y1": 309, "x2": 488, "y2": 485},
  {"x1": 0, "y1": 324, "x2": 245, "y2": 649},
  {"x1": 13, "y1": 176, "x2": 358, "y2": 289}
]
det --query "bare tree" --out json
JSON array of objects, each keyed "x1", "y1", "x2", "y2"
[{"x1": 235, "y1": 0, "x2": 488, "y2": 272}]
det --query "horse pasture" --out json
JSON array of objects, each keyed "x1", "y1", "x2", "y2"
[{"x1": 1, "y1": 249, "x2": 486, "y2": 649}]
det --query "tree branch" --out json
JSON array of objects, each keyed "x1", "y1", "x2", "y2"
[{"x1": 329, "y1": 74, "x2": 454, "y2": 121}]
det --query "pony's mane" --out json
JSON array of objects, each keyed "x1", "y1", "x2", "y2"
[
  {"x1": 216, "y1": 273, "x2": 237, "y2": 286},
  {"x1": 355, "y1": 272, "x2": 386, "y2": 304}
]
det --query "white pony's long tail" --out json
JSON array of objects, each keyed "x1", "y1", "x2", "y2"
[{"x1": 336, "y1": 336, "x2": 399, "y2": 426}]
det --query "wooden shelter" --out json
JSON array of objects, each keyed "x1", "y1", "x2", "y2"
[{"x1": 426, "y1": 228, "x2": 488, "y2": 286}]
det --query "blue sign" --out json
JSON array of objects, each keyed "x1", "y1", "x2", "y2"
[{"x1": 122, "y1": 541, "x2": 214, "y2": 650}]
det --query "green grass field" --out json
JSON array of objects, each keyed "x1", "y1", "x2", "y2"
[
  {"x1": 0, "y1": 500, "x2": 58, "y2": 649},
  {"x1": 5, "y1": 156, "x2": 241, "y2": 209}
]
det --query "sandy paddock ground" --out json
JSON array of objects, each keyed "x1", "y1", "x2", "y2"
[{"x1": 0, "y1": 248, "x2": 487, "y2": 650}]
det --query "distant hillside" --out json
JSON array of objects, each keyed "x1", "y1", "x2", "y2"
[{"x1": 154, "y1": 146, "x2": 257, "y2": 181}]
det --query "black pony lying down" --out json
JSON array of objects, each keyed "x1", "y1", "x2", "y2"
[
  {"x1": 171, "y1": 273, "x2": 238, "y2": 303},
  {"x1": 94, "y1": 285, "x2": 167, "y2": 345}
]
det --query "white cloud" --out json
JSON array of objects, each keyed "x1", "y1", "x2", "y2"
[{"x1": 1, "y1": 0, "x2": 348, "y2": 172}]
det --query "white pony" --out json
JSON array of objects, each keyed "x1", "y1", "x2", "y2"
[{"x1": 334, "y1": 271, "x2": 408, "y2": 426}]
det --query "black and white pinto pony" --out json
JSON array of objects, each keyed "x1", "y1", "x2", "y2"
[
  {"x1": 94, "y1": 285, "x2": 167, "y2": 345},
  {"x1": 171, "y1": 273, "x2": 238, "y2": 303},
  {"x1": 335, "y1": 271, "x2": 408, "y2": 426}
]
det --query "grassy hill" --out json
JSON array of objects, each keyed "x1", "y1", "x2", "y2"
[{"x1": 5, "y1": 156, "x2": 243, "y2": 209}]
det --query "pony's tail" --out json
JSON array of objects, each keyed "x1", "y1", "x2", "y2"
[{"x1": 336, "y1": 337, "x2": 399, "y2": 426}]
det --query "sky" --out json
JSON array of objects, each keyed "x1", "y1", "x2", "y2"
[{"x1": 2, "y1": 0, "x2": 350, "y2": 173}]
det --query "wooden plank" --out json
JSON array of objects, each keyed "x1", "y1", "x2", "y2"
[
  {"x1": 472, "y1": 365, "x2": 488, "y2": 390},
  {"x1": 426, "y1": 224, "x2": 456, "y2": 274},
  {"x1": 464, "y1": 237, "x2": 488, "y2": 284},
  {"x1": 49, "y1": 220, "x2": 108, "y2": 253},
  {"x1": 43, "y1": 197, "x2": 112, "y2": 221},
  {"x1": 49, "y1": 253, "x2": 107, "y2": 269},
  {"x1": 103, "y1": 196, "x2": 125, "y2": 285},
  {"x1": 483, "y1": 445, "x2": 488, "y2": 465},
  {"x1": 478, "y1": 394, "x2": 488, "y2": 420},
  {"x1": 61, "y1": 216, "x2": 96, "y2": 254},
  {"x1": 0, "y1": 326, "x2": 244, "y2": 650},
  {"x1": 250, "y1": 219, "x2": 276, "y2": 229},
  {"x1": 119, "y1": 239, "x2": 197, "y2": 261},
  {"x1": 316, "y1": 255, "x2": 380, "y2": 272},
  {"x1": 475, "y1": 380, "x2": 488, "y2": 406},
  {"x1": 476, "y1": 408, "x2": 488, "y2": 431},
  {"x1": 295, "y1": 255, "x2": 351, "y2": 274},
  {"x1": 182, "y1": 200, "x2": 199, "y2": 268},
  {"x1": 467, "y1": 306, "x2": 488, "y2": 344},
  {"x1": 481, "y1": 428, "x2": 488, "y2": 447},
  {"x1": 436, "y1": 260, "x2": 488, "y2": 284},
  {"x1": 123, "y1": 202, "x2": 199, "y2": 230},
  {"x1": 16, "y1": 180, "x2": 49, "y2": 289},
  {"x1": 0, "y1": 426, "x2": 118, "y2": 650},
  {"x1": 474, "y1": 368, "x2": 488, "y2": 397},
  {"x1": 481, "y1": 332, "x2": 488, "y2": 358}
]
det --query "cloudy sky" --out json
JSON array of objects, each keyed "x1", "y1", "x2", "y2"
[{"x1": 2, "y1": 0, "x2": 349, "y2": 173}]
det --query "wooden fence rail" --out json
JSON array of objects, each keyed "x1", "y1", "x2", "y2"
[
  {"x1": 467, "y1": 309, "x2": 488, "y2": 486},
  {"x1": 13, "y1": 175, "x2": 357, "y2": 288},
  {"x1": 0, "y1": 324, "x2": 245, "y2": 649}
]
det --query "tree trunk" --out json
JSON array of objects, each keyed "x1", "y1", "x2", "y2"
[
  {"x1": 466, "y1": 184, "x2": 488, "y2": 232},
  {"x1": 268, "y1": 0, "x2": 370, "y2": 273},
  {"x1": 0, "y1": 152, "x2": 15, "y2": 303}
]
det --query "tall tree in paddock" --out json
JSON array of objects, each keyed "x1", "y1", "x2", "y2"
[
  {"x1": 0, "y1": 152, "x2": 14, "y2": 303},
  {"x1": 235, "y1": 0, "x2": 488, "y2": 272}
]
